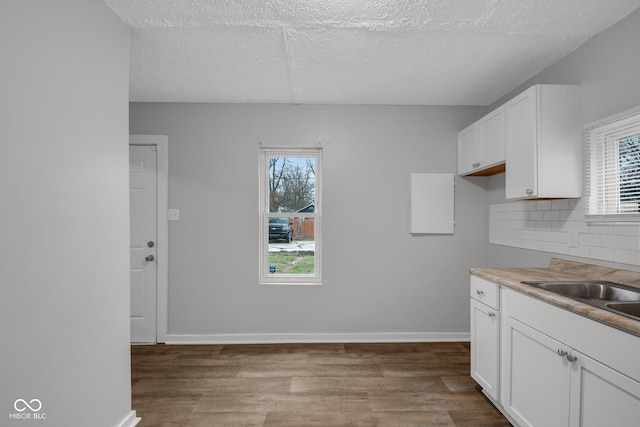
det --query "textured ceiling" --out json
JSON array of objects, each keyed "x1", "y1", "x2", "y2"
[{"x1": 105, "y1": 0, "x2": 640, "y2": 105}]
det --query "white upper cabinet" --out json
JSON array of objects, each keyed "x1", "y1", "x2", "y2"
[
  {"x1": 505, "y1": 85, "x2": 582, "y2": 199},
  {"x1": 457, "y1": 105, "x2": 506, "y2": 176}
]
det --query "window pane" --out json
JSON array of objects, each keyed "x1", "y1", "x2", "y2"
[
  {"x1": 260, "y1": 147, "x2": 321, "y2": 284},
  {"x1": 619, "y1": 133, "x2": 640, "y2": 212},
  {"x1": 268, "y1": 156, "x2": 316, "y2": 213},
  {"x1": 267, "y1": 215, "x2": 315, "y2": 276}
]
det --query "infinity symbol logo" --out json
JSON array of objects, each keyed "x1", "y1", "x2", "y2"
[{"x1": 14, "y1": 399, "x2": 42, "y2": 412}]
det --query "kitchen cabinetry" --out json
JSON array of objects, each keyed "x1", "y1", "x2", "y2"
[
  {"x1": 500, "y1": 287, "x2": 640, "y2": 427},
  {"x1": 505, "y1": 85, "x2": 582, "y2": 199},
  {"x1": 457, "y1": 105, "x2": 506, "y2": 176},
  {"x1": 470, "y1": 276, "x2": 500, "y2": 401},
  {"x1": 502, "y1": 316, "x2": 572, "y2": 426}
]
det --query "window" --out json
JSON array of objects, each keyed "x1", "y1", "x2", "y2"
[
  {"x1": 587, "y1": 108, "x2": 640, "y2": 219},
  {"x1": 259, "y1": 147, "x2": 322, "y2": 284}
]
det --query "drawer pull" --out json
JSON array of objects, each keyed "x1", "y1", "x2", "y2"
[
  {"x1": 476, "y1": 289, "x2": 485, "y2": 296},
  {"x1": 488, "y1": 312, "x2": 496, "y2": 318}
]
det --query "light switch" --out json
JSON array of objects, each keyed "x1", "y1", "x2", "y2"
[{"x1": 168, "y1": 209, "x2": 180, "y2": 221}]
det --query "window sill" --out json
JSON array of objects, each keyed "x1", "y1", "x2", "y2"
[
  {"x1": 259, "y1": 281, "x2": 324, "y2": 286},
  {"x1": 585, "y1": 214, "x2": 640, "y2": 223}
]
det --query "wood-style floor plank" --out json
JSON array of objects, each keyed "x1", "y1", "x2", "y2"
[{"x1": 131, "y1": 342, "x2": 511, "y2": 426}]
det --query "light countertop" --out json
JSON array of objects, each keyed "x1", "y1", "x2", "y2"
[{"x1": 470, "y1": 258, "x2": 640, "y2": 337}]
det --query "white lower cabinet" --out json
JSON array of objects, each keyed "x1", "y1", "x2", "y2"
[
  {"x1": 499, "y1": 286, "x2": 640, "y2": 427},
  {"x1": 569, "y1": 347, "x2": 640, "y2": 427},
  {"x1": 502, "y1": 316, "x2": 572, "y2": 426},
  {"x1": 470, "y1": 276, "x2": 501, "y2": 401},
  {"x1": 471, "y1": 276, "x2": 640, "y2": 427},
  {"x1": 470, "y1": 298, "x2": 500, "y2": 401},
  {"x1": 502, "y1": 315, "x2": 640, "y2": 427}
]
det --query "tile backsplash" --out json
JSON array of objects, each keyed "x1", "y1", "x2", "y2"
[{"x1": 489, "y1": 199, "x2": 640, "y2": 266}]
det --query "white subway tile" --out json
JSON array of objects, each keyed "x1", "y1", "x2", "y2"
[
  {"x1": 532, "y1": 230, "x2": 545, "y2": 241},
  {"x1": 570, "y1": 199, "x2": 583, "y2": 210},
  {"x1": 527, "y1": 240, "x2": 544, "y2": 251},
  {"x1": 569, "y1": 246, "x2": 590, "y2": 258},
  {"x1": 588, "y1": 224, "x2": 613, "y2": 235},
  {"x1": 536, "y1": 200, "x2": 552, "y2": 210},
  {"x1": 536, "y1": 221, "x2": 552, "y2": 231},
  {"x1": 579, "y1": 233, "x2": 600, "y2": 247},
  {"x1": 589, "y1": 247, "x2": 614, "y2": 261},
  {"x1": 544, "y1": 211, "x2": 560, "y2": 221},
  {"x1": 543, "y1": 231, "x2": 561, "y2": 242},
  {"x1": 613, "y1": 224, "x2": 640, "y2": 237},
  {"x1": 528, "y1": 211, "x2": 544, "y2": 221},
  {"x1": 551, "y1": 200, "x2": 570, "y2": 210},
  {"x1": 550, "y1": 242, "x2": 569, "y2": 254},
  {"x1": 565, "y1": 208, "x2": 586, "y2": 222},
  {"x1": 527, "y1": 239, "x2": 541, "y2": 249},
  {"x1": 569, "y1": 222, "x2": 589, "y2": 233},
  {"x1": 613, "y1": 249, "x2": 640, "y2": 266},
  {"x1": 504, "y1": 202, "x2": 522, "y2": 211},
  {"x1": 505, "y1": 229, "x2": 518, "y2": 238},
  {"x1": 559, "y1": 210, "x2": 572, "y2": 221},
  {"x1": 490, "y1": 211, "x2": 505, "y2": 220},
  {"x1": 552, "y1": 221, "x2": 569, "y2": 232},
  {"x1": 626, "y1": 237, "x2": 640, "y2": 251},
  {"x1": 600, "y1": 235, "x2": 627, "y2": 250},
  {"x1": 523, "y1": 201, "x2": 537, "y2": 211}
]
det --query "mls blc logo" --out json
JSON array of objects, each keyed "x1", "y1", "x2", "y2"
[{"x1": 9, "y1": 399, "x2": 46, "y2": 420}]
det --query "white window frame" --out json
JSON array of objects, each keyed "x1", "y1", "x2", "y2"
[
  {"x1": 586, "y1": 106, "x2": 640, "y2": 222},
  {"x1": 259, "y1": 146, "x2": 322, "y2": 285}
]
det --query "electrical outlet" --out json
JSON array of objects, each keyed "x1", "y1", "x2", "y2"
[{"x1": 569, "y1": 230, "x2": 578, "y2": 248}]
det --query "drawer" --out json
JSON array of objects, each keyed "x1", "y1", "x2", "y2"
[{"x1": 471, "y1": 275, "x2": 499, "y2": 309}]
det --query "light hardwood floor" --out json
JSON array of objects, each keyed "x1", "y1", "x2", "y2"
[{"x1": 131, "y1": 342, "x2": 511, "y2": 426}]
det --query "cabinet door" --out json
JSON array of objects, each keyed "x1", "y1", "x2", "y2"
[
  {"x1": 569, "y1": 351, "x2": 640, "y2": 427},
  {"x1": 506, "y1": 86, "x2": 538, "y2": 199},
  {"x1": 502, "y1": 316, "x2": 571, "y2": 427},
  {"x1": 457, "y1": 124, "x2": 480, "y2": 175},
  {"x1": 470, "y1": 299, "x2": 500, "y2": 401},
  {"x1": 479, "y1": 105, "x2": 506, "y2": 168}
]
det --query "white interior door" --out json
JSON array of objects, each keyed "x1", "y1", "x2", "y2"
[{"x1": 130, "y1": 145, "x2": 158, "y2": 343}]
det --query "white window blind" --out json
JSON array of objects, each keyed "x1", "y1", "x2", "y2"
[{"x1": 586, "y1": 108, "x2": 640, "y2": 218}]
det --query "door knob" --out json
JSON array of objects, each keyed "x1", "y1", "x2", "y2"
[{"x1": 145, "y1": 255, "x2": 155, "y2": 262}]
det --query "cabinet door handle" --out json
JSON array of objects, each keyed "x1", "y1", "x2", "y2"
[
  {"x1": 565, "y1": 354, "x2": 577, "y2": 363},
  {"x1": 488, "y1": 312, "x2": 496, "y2": 318},
  {"x1": 557, "y1": 349, "x2": 568, "y2": 357},
  {"x1": 476, "y1": 289, "x2": 484, "y2": 296},
  {"x1": 526, "y1": 189, "x2": 533, "y2": 196},
  {"x1": 472, "y1": 162, "x2": 481, "y2": 168}
]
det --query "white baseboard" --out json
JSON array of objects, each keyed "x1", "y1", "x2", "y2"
[
  {"x1": 115, "y1": 410, "x2": 141, "y2": 427},
  {"x1": 164, "y1": 332, "x2": 470, "y2": 344}
]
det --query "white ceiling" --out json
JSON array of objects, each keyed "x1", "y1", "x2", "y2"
[{"x1": 105, "y1": 0, "x2": 640, "y2": 106}]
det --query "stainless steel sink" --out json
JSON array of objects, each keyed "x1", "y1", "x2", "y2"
[
  {"x1": 521, "y1": 280, "x2": 640, "y2": 321},
  {"x1": 532, "y1": 281, "x2": 640, "y2": 302},
  {"x1": 606, "y1": 302, "x2": 640, "y2": 318}
]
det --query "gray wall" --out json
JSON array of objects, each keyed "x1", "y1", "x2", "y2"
[
  {"x1": 489, "y1": 8, "x2": 640, "y2": 124},
  {"x1": 0, "y1": 1, "x2": 133, "y2": 426},
  {"x1": 130, "y1": 104, "x2": 487, "y2": 340},
  {"x1": 130, "y1": 4, "x2": 640, "y2": 342},
  {"x1": 486, "y1": 8, "x2": 640, "y2": 269}
]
